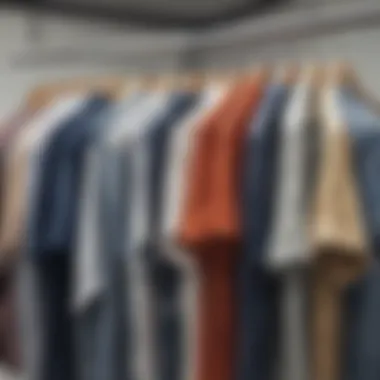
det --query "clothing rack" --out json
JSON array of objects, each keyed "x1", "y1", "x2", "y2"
[
  {"x1": 2, "y1": 62, "x2": 380, "y2": 380},
  {"x1": 11, "y1": 1, "x2": 380, "y2": 69}
]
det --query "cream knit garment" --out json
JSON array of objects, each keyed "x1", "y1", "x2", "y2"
[{"x1": 310, "y1": 84, "x2": 369, "y2": 380}]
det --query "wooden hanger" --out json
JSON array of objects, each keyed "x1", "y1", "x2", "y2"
[
  {"x1": 274, "y1": 61, "x2": 299, "y2": 85},
  {"x1": 128, "y1": 73, "x2": 160, "y2": 91},
  {"x1": 143, "y1": 70, "x2": 205, "y2": 92},
  {"x1": 178, "y1": 71, "x2": 205, "y2": 91},
  {"x1": 302, "y1": 62, "x2": 325, "y2": 88},
  {"x1": 26, "y1": 75, "x2": 128, "y2": 110},
  {"x1": 205, "y1": 67, "x2": 238, "y2": 87},
  {"x1": 257, "y1": 63, "x2": 273, "y2": 85},
  {"x1": 24, "y1": 67, "x2": 239, "y2": 111},
  {"x1": 328, "y1": 61, "x2": 353, "y2": 87}
]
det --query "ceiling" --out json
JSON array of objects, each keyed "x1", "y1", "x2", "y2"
[{"x1": 0, "y1": 0, "x2": 285, "y2": 29}]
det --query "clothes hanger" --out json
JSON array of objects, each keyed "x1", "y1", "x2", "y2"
[
  {"x1": 204, "y1": 67, "x2": 239, "y2": 88},
  {"x1": 298, "y1": 63, "x2": 326, "y2": 132},
  {"x1": 136, "y1": 72, "x2": 187, "y2": 92},
  {"x1": 177, "y1": 71, "x2": 205, "y2": 92},
  {"x1": 274, "y1": 61, "x2": 299, "y2": 85},
  {"x1": 115, "y1": 75, "x2": 146, "y2": 99},
  {"x1": 257, "y1": 63, "x2": 274, "y2": 85},
  {"x1": 26, "y1": 76, "x2": 127, "y2": 110},
  {"x1": 317, "y1": 61, "x2": 348, "y2": 134},
  {"x1": 214, "y1": 64, "x2": 263, "y2": 88},
  {"x1": 302, "y1": 62, "x2": 324, "y2": 88}
]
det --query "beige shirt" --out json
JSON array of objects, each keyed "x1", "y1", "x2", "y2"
[{"x1": 310, "y1": 85, "x2": 369, "y2": 380}]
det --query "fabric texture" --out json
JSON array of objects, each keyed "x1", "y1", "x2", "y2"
[
  {"x1": 73, "y1": 93, "x2": 170, "y2": 380},
  {"x1": 237, "y1": 84, "x2": 288, "y2": 380},
  {"x1": 73, "y1": 95, "x2": 142, "y2": 312},
  {"x1": 73, "y1": 96, "x2": 144, "y2": 380},
  {"x1": 143, "y1": 92, "x2": 198, "y2": 380},
  {"x1": 160, "y1": 86, "x2": 227, "y2": 380},
  {"x1": 266, "y1": 79, "x2": 318, "y2": 380},
  {"x1": 14, "y1": 97, "x2": 87, "y2": 380},
  {"x1": 28, "y1": 95, "x2": 111, "y2": 259},
  {"x1": 0, "y1": 108, "x2": 41, "y2": 373},
  {"x1": 179, "y1": 77, "x2": 265, "y2": 380},
  {"x1": 0, "y1": 97, "x2": 86, "y2": 266},
  {"x1": 338, "y1": 89, "x2": 380, "y2": 380},
  {"x1": 27, "y1": 95, "x2": 112, "y2": 380},
  {"x1": 116, "y1": 93, "x2": 171, "y2": 380},
  {"x1": 310, "y1": 85, "x2": 368, "y2": 380}
]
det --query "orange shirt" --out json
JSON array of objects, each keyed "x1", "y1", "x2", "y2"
[{"x1": 179, "y1": 75, "x2": 265, "y2": 380}]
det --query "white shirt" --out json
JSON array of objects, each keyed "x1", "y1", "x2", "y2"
[
  {"x1": 266, "y1": 81, "x2": 312, "y2": 270},
  {"x1": 73, "y1": 96, "x2": 144, "y2": 312},
  {"x1": 266, "y1": 79, "x2": 314, "y2": 380}
]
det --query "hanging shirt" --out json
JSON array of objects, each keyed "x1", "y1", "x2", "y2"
[
  {"x1": 338, "y1": 89, "x2": 380, "y2": 255},
  {"x1": 0, "y1": 107, "x2": 43, "y2": 373},
  {"x1": 0, "y1": 108, "x2": 39, "y2": 233},
  {"x1": 73, "y1": 93, "x2": 143, "y2": 312},
  {"x1": 74, "y1": 92, "x2": 166, "y2": 314},
  {"x1": 73, "y1": 94, "x2": 147, "y2": 380},
  {"x1": 0, "y1": 108, "x2": 38, "y2": 245},
  {"x1": 0, "y1": 96, "x2": 87, "y2": 265},
  {"x1": 0, "y1": 109, "x2": 36, "y2": 145},
  {"x1": 237, "y1": 83, "x2": 288, "y2": 380},
  {"x1": 267, "y1": 80, "x2": 316, "y2": 270},
  {"x1": 140, "y1": 91, "x2": 199, "y2": 380},
  {"x1": 0, "y1": 108, "x2": 40, "y2": 266},
  {"x1": 28, "y1": 95, "x2": 112, "y2": 259},
  {"x1": 179, "y1": 76, "x2": 265, "y2": 380},
  {"x1": 310, "y1": 85, "x2": 368, "y2": 380},
  {"x1": 12, "y1": 96, "x2": 87, "y2": 380},
  {"x1": 160, "y1": 86, "x2": 227, "y2": 380},
  {"x1": 27, "y1": 95, "x2": 112, "y2": 380},
  {"x1": 106, "y1": 92, "x2": 172, "y2": 380},
  {"x1": 337, "y1": 89, "x2": 380, "y2": 380},
  {"x1": 266, "y1": 79, "x2": 318, "y2": 380},
  {"x1": 0, "y1": 97, "x2": 86, "y2": 380}
]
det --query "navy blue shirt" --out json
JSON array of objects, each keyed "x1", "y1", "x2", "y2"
[
  {"x1": 338, "y1": 89, "x2": 380, "y2": 254},
  {"x1": 237, "y1": 85, "x2": 289, "y2": 380},
  {"x1": 242, "y1": 84, "x2": 289, "y2": 264},
  {"x1": 145, "y1": 92, "x2": 198, "y2": 380},
  {"x1": 29, "y1": 95, "x2": 112, "y2": 259},
  {"x1": 338, "y1": 89, "x2": 380, "y2": 380}
]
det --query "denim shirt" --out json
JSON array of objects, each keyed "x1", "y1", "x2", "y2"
[
  {"x1": 144, "y1": 92, "x2": 198, "y2": 380},
  {"x1": 338, "y1": 89, "x2": 380, "y2": 254},
  {"x1": 242, "y1": 84, "x2": 289, "y2": 264},
  {"x1": 29, "y1": 95, "x2": 112, "y2": 259},
  {"x1": 338, "y1": 89, "x2": 380, "y2": 380},
  {"x1": 74, "y1": 97, "x2": 143, "y2": 380},
  {"x1": 237, "y1": 84, "x2": 289, "y2": 380}
]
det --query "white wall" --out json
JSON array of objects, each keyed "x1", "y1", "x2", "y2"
[
  {"x1": 2, "y1": 1, "x2": 380, "y2": 116},
  {"x1": 199, "y1": 0, "x2": 380, "y2": 98},
  {"x1": 0, "y1": 9, "x2": 191, "y2": 115},
  {"x1": 201, "y1": 28, "x2": 380, "y2": 98}
]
